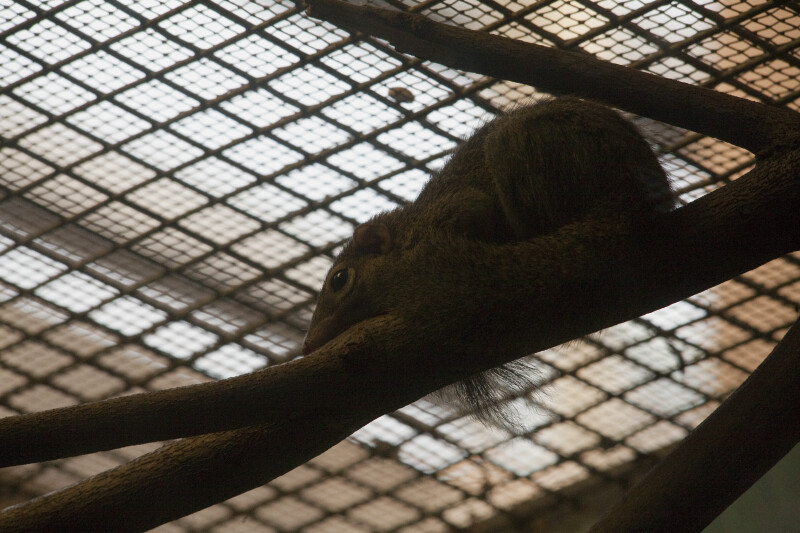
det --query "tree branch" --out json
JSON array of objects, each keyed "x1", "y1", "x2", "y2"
[
  {"x1": 305, "y1": 0, "x2": 800, "y2": 156},
  {"x1": 0, "y1": 417, "x2": 364, "y2": 532},
  {"x1": 3, "y1": 0, "x2": 798, "y2": 472}
]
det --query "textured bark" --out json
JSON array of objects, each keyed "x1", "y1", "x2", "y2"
[{"x1": 0, "y1": 419, "x2": 362, "y2": 532}]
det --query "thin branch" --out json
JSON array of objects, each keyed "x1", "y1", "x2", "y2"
[
  {"x1": 0, "y1": 350, "x2": 356, "y2": 467},
  {"x1": 0, "y1": 418, "x2": 364, "y2": 532},
  {"x1": 305, "y1": 0, "x2": 800, "y2": 156}
]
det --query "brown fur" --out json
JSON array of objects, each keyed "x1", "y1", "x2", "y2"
[{"x1": 303, "y1": 97, "x2": 672, "y2": 426}]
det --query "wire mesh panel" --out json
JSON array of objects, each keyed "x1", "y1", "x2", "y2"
[{"x1": 1, "y1": 0, "x2": 799, "y2": 531}]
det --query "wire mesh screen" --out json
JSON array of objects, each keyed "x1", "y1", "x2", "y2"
[{"x1": 1, "y1": 0, "x2": 799, "y2": 530}]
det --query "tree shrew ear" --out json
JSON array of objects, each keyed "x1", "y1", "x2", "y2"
[{"x1": 353, "y1": 222, "x2": 393, "y2": 255}]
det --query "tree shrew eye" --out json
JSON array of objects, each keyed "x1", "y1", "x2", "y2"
[{"x1": 329, "y1": 269, "x2": 348, "y2": 292}]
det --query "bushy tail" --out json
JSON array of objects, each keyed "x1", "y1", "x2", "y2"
[{"x1": 431, "y1": 358, "x2": 543, "y2": 430}]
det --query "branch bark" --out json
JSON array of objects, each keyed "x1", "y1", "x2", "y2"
[{"x1": 0, "y1": 418, "x2": 363, "y2": 532}]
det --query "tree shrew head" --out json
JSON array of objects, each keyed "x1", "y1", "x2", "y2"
[{"x1": 302, "y1": 221, "x2": 394, "y2": 355}]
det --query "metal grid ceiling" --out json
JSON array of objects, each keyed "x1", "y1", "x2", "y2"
[{"x1": 1, "y1": 0, "x2": 800, "y2": 531}]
